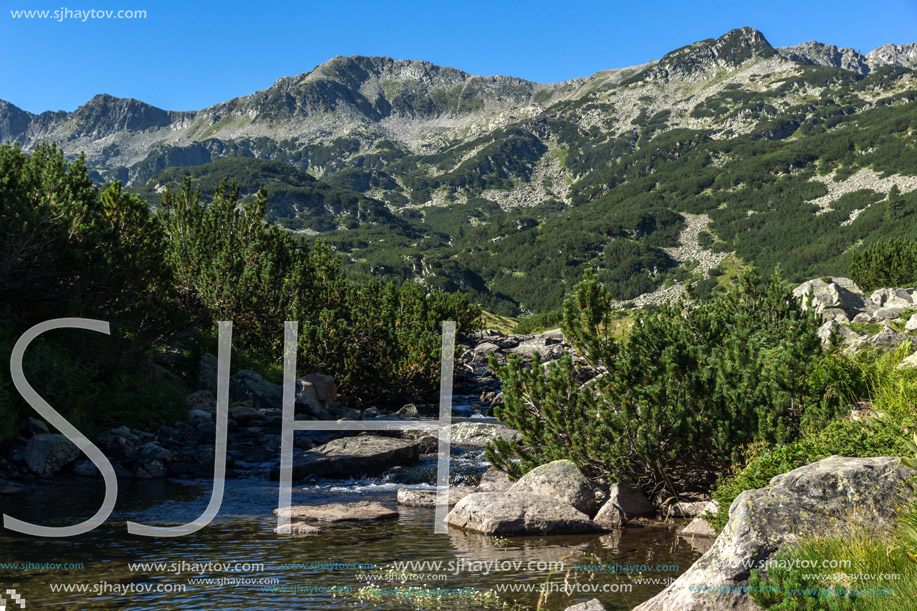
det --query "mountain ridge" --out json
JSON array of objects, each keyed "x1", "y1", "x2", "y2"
[{"x1": 3, "y1": 27, "x2": 917, "y2": 316}]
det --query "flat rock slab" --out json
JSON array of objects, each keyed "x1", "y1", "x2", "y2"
[
  {"x1": 397, "y1": 487, "x2": 476, "y2": 507},
  {"x1": 269, "y1": 435, "x2": 419, "y2": 481},
  {"x1": 273, "y1": 501, "x2": 398, "y2": 523},
  {"x1": 447, "y1": 422, "x2": 521, "y2": 447},
  {"x1": 274, "y1": 522, "x2": 323, "y2": 536},
  {"x1": 445, "y1": 492, "x2": 603, "y2": 536},
  {"x1": 564, "y1": 600, "x2": 606, "y2": 611}
]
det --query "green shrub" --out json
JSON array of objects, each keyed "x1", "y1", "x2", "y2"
[
  {"x1": 710, "y1": 418, "x2": 909, "y2": 531},
  {"x1": 710, "y1": 345, "x2": 917, "y2": 531},
  {"x1": 487, "y1": 266, "x2": 842, "y2": 489},
  {"x1": 849, "y1": 237, "x2": 917, "y2": 292},
  {"x1": 160, "y1": 179, "x2": 479, "y2": 401},
  {"x1": 514, "y1": 309, "x2": 563, "y2": 335}
]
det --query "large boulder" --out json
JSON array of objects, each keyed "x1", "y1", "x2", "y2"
[
  {"x1": 870, "y1": 288, "x2": 915, "y2": 308},
  {"x1": 816, "y1": 320, "x2": 860, "y2": 347},
  {"x1": 906, "y1": 313, "x2": 917, "y2": 332},
  {"x1": 897, "y1": 351, "x2": 917, "y2": 370},
  {"x1": 634, "y1": 456, "x2": 915, "y2": 611},
  {"x1": 447, "y1": 422, "x2": 521, "y2": 447},
  {"x1": 508, "y1": 460, "x2": 596, "y2": 516},
  {"x1": 273, "y1": 501, "x2": 398, "y2": 523},
  {"x1": 295, "y1": 374, "x2": 337, "y2": 419},
  {"x1": 603, "y1": 483, "x2": 655, "y2": 519},
  {"x1": 133, "y1": 442, "x2": 173, "y2": 478},
  {"x1": 24, "y1": 434, "x2": 81, "y2": 476},
  {"x1": 229, "y1": 370, "x2": 282, "y2": 410},
  {"x1": 445, "y1": 492, "x2": 603, "y2": 536},
  {"x1": 592, "y1": 502, "x2": 626, "y2": 530},
  {"x1": 511, "y1": 333, "x2": 566, "y2": 359},
  {"x1": 792, "y1": 277, "x2": 866, "y2": 318},
  {"x1": 229, "y1": 405, "x2": 265, "y2": 426},
  {"x1": 679, "y1": 501, "x2": 720, "y2": 538},
  {"x1": 865, "y1": 327, "x2": 917, "y2": 350},
  {"x1": 269, "y1": 435, "x2": 419, "y2": 481}
]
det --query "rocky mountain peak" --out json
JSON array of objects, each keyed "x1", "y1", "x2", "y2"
[
  {"x1": 867, "y1": 42, "x2": 917, "y2": 69},
  {"x1": 0, "y1": 100, "x2": 32, "y2": 144},
  {"x1": 70, "y1": 94, "x2": 172, "y2": 138},
  {"x1": 777, "y1": 41, "x2": 870, "y2": 75},
  {"x1": 631, "y1": 27, "x2": 775, "y2": 84}
]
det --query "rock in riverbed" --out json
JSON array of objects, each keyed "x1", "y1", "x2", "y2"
[
  {"x1": 445, "y1": 492, "x2": 603, "y2": 536},
  {"x1": 273, "y1": 522, "x2": 323, "y2": 536},
  {"x1": 273, "y1": 501, "x2": 398, "y2": 523},
  {"x1": 508, "y1": 459, "x2": 596, "y2": 516},
  {"x1": 397, "y1": 487, "x2": 476, "y2": 507},
  {"x1": 24, "y1": 434, "x2": 80, "y2": 477},
  {"x1": 268, "y1": 435, "x2": 419, "y2": 481}
]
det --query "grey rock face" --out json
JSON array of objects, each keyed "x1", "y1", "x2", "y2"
[
  {"x1": 24, "y1": 434, "x2": 81, "y2": 476},
  {"x1": 869, "y1": 288, "x2": 915, "y2": 308},
  {"x1": 508, "y1": 460, "x2": 596, "y2": 516},
  {"x1": 445, "y1": 492, "x2": 603, "y2": 536},
  {"x1": 866, "y1": 43, "x2": 917, "y2": 70},
  {"x1": 634, "y1": 456, "x2": 915, "y2": 611},
  {"x1": 269, "y1": 435, "x2": 419, "y2": 481},
  {"x1": 864, "y1": 328, "x2": 917, "y2": 350}
]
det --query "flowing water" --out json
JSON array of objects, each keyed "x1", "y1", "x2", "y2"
[{"x1": 0, "y1": 394, "x2": 704, "y2": 610}]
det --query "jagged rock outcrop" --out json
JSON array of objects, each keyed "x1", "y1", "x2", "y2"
[
  {"x1": 867, "y1": 43, "x2": 917, "y2": 69},
  {"x1": 777, "y1": 42, "x2": 870, "y2": 75}
]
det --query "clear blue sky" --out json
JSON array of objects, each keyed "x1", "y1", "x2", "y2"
[{"x1": 1, "y1": 0, "x2": 916, "y2": 114}]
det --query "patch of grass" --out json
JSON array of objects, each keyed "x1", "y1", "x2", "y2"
[
  {"x1": 478, "y1": 310, "x2": 517, "y2": 335},
  {"x1": 750, "y1": 501, "x2": 917, "y2": 610},
  {"x1": 847, "y1": 322, "x2": 885, "y2": 336}
]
